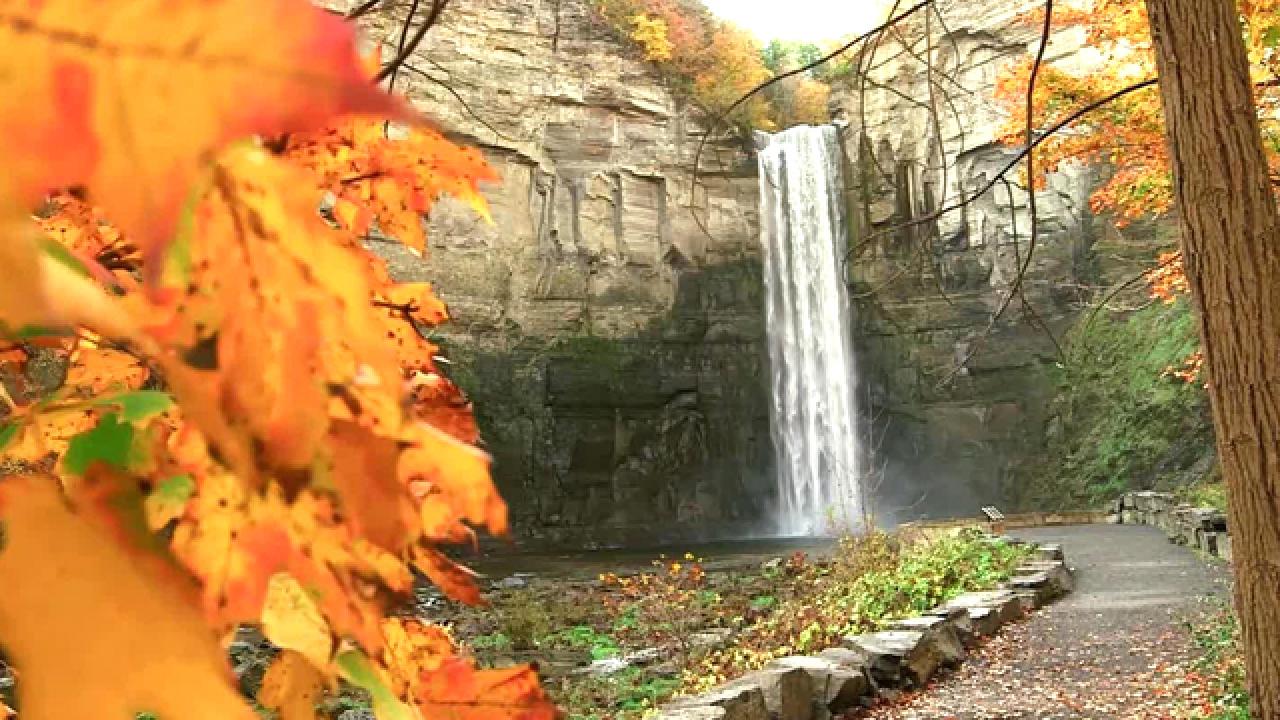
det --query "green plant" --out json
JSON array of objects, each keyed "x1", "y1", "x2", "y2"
[
  {"x1": 1013, "y1": 297, "x2": 1214, "y2": 510},
  {"x1": 682, "y1": 529, "x2": 1030, "y2": 693},
  {"x1": 495, "y1": 592, "x2": 554, "y2": 651},
  {"x1": 551, "y1": 625, "x2": 621, "y2": 661},
  {"x1": 470, "y1": 632, "x2": 514, "y2": 652},
  {"x1": 1188, "y1": 601, "x2": 1250, "y2": 719}
]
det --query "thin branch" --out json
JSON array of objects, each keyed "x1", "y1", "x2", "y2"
[
  {"x1": 386, "y1": 0, "x2": 423, "y2": 94},
  {"x1": 847, "y1": 77, "x2": 1159, "y2": 265},
  {"x1": 375, "y1": 0, "x2": 450, "y2": 83},
  {"x1": 686, "y1": 1, "x2": 934, "y2": 244}
]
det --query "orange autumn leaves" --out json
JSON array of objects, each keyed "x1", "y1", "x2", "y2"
[{"x1": 0, "y1": 1, "x2": 551, "y2": 718}]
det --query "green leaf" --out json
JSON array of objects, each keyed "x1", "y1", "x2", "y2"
[
  {"x1": 62, "y1": 413, "x2": 141, "y2": 476},
  {"x1": 153, "y1": 474, "x2": 195, "y2": 506},
  {"x1": 335, "y1": 650, "x2": 416, "y2": 720},
  {"x1": 95, "y1": 390, "x2": 174, "y2": 424},
  {"x1": 38, "y1": 237, "x2": 91, "y2": 278},
  {"x1": 1263, "y1": 25, "x2": 1280, "y2": 48},
  {"x1": 0, "y1": 421, "x2": 19, "y2": 452}
]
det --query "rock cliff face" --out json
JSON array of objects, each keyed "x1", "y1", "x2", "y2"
[
  {"x1": 349, "y1": 0, "x2": 774, "y2": 545},
  {"x1": 346, "y1": 0, "x2": 1144, "y2": 540},
  {"x1": 831, "y1": 0, "x2": 1154, "y2": 520}
]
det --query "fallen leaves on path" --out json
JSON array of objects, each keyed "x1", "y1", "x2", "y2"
[{"x1": 850, "y1": 608, "x2": 1219, "y2": 720}]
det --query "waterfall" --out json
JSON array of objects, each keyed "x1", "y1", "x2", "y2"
[{"x1": 757, "y1": 125, "x2": 863, "y2": 537}]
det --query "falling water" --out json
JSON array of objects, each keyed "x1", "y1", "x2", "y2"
[{"x1": 757, "y1": 125, "x2": 863, "y2": 537}]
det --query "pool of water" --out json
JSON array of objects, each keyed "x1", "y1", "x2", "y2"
[{"x1": 460, "y1": 536, "x2": 840, "y2": 581}]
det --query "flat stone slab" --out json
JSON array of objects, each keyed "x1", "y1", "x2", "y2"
[
  {"x1": 843, "y1": 622, "x2": 964, "y2": 688},
  {"x1": 1035, "y1": 543, "x2": 1065, "y2": 561},
  {"x1": 666, "y1": 681, "x2": 768, "y2": 720},
  {"x1": 748, "y1": 666, "x2": 812, "y2": 720},
  {"x1": 841, "y1": 630, "x2": 921, "y2": 685},
  {"x1": 939, "y1": 590, "x2": 1023, "y2": 627},
  {"x1": 767, "y1": 655, "x2": 870, "y2": 714},
  {"x1": 653, "y1": 708, "x2": 728, "y2": 720}
]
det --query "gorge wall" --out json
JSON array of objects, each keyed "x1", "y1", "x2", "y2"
[
  {"x1": 832, "y1": 0, "x2": 1158, "y2": 520},
  {"x1": 347, "y1": 0, "x2": 1150, "y2": 542},
  {"x1": 347, "y1": 0, "x2": 773, "y2": 546}
]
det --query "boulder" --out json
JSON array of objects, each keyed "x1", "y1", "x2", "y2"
[
  {"x1": 665, "y1": 682, "x2": 768, "y2": 720},
  {"x1": 922, "y1": 606, "x2": 974, "y2": 644},
  {"x1": 897, "y1": 618, "x2": 966, "y2": 681},
  {"x1": 1190, "y1": 508, "x2": 1228, "y2": 532},
  {"x1": 939, "y1": 590, "x2": 1022, "y2": 626},
  {"x1": 842, "y1": 624, "x2": 962, "y2": 688},
  {"x1": 1008, "y1": 571, "x2": 1057, "y2": 605},
  {"x1": 1034, "y1": 543, "x2": 1064, "y2": 562},
  {"x1": 965, "y1": 606, "x2": 1001, "y2": 636},
  {"x1": 1199, "y1": 530, "x2": 1221, "y2": 556},
  {"x1": 840, "y1": 631, "x2": 916, "y2": 685},
  {"x1": 750, "y1": 665, "x2": 814, "y2": 720},
  {"x1": 1015, "y1": 560, "x2": 1074, "y2": 597},
  {"x1": 766, "y1": 655, "x2": 870, "y2": 713},
  {"x1": 1011, "y1": 589, "x2": 1041, "y2": 612}
]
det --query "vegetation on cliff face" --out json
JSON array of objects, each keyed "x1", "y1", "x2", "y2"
[
  {"x1": 1011, "y1": 297, "x2": 1213, "y2": 511},
  {"x1": 592, "y1": 0, "x2": 831, "y2": 130}
]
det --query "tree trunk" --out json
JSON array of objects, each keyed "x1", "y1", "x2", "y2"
[{"x1": 1144, "y1": 0, "x2": 1280, "y2": 715}]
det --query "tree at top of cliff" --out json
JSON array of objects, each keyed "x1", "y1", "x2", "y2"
[
  {"x1": 994, "y1": 0, "x2": 1280, "y2": 224},
  {"x1": 591, "y1": 0, "x2": 832, "y2": 130},
  {"x1": 991, "y1": 0, "x2": 1280, "y2": 384},
  {"x1": 0, "y1": 1, "x2": 551, "y2": 718}
]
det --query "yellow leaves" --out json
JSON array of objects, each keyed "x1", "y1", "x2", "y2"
[
  {"x1": 285, "y1": 118, "x2": 498, "y2": 253},
  {"x1": 258, "y1": 650, "x2": 328, "y2": 720},
  {"x1": 262, "y1": 573, "x2": 334, "y2": 669},
  {"x1": 0, "y1": 0, "x2": 406, "y2": 267},
  {"x1": 0, "y1": 0, "x2": 543, "y2": 715},
  {"x1": 402, "y1": 422, "x2": 507, "y2": 538},
  {"x1": 0, "y1": 475, "x2": 253, "y2": 720},
  {"x1": 380, "y1": 618, "x2": 557, "y2": 720},
  {"x1": 327, "y1": 420, "x2": 418, "y2": 552},
  {"x1": 0, "y1": 204, "x2": 135, "y2": 341},
  {"x1": 415, "y1": 660, "x2": 557, "y2": 720},
  {"x1": 630, "y1": 14, "x2": 674, "y2": 62}
]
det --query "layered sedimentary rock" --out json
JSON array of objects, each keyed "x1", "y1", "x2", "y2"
[
  {"x1": 831, "y1": 0, "x2": 1151, "y2": 519},
  {"x1": 342, "y1": 0, "x2": 772, "y2": 545}
]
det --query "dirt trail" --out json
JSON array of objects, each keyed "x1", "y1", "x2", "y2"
[{"x1": 857, "y1": 524, "x2": 1231, "y2": 719}]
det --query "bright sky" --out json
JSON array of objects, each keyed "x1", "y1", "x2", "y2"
[{"x1": 701, "y1": 0, "x2": 888, "y2": 42}]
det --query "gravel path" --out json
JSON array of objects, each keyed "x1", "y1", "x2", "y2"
[{"x1": 853, "y1": 524, "x2": 1231, "y2": 719}]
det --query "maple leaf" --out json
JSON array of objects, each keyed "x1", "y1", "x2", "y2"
[
  {"x1": 285, "y1": 118, "x2": 497, "y2": 252},
  {"x1": 261, "y1": 572, "x2": 335, "y2": 669},
  {"x1": 416, "y1": 658, "x2": 558, "y2": 720},
  {"x1": 0, "y1": 203, "x2": 138, "y2": 342},
  {"x1": 257, "y1": 649, "x2": 328, "y2": 720},
  {"x1": 0, "y1": 474, "x2": 254, "y2": 719},
  {"x1": 0, "y1": 0, "x2": 409, "y2": 272}
]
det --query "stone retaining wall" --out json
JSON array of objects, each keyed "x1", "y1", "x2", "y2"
[
  {"x1": 1112, "y1": 492, "x2": 1232, "y2": 562},
  {"x1": 655, "y1": 537, "x2": 1074, "y2": 720}
]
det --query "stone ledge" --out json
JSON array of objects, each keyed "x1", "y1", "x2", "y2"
[
  {"x1": 1112, "y1": 492, "x2": 1232, "y2": 562},
  {"x1": 653, "y1": 537, "x2": 1076, "y2": 720}
]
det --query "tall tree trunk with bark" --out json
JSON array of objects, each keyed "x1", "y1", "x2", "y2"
[{"x1": 1144, "y1": 0, "x2": 1280, "y2": 715}]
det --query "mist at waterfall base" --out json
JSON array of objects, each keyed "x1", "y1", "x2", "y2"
[{"x1": 756, "y1": 124, "x2": 865, "y2": 538}]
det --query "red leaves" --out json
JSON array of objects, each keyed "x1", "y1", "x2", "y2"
[
  {"x1": 0, "y1": 1, "x2": 549, "y2": 716},
  {"x1": 0, "y1": 0, "x2": 409, "y2": 266},
  {"x1": 417, "y1": 660, "x2": 557, "y2": 720}
]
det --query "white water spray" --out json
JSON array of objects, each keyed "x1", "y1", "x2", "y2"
[{"x1": 757, "y1": 125, "x2": 863, "y2": 536}]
